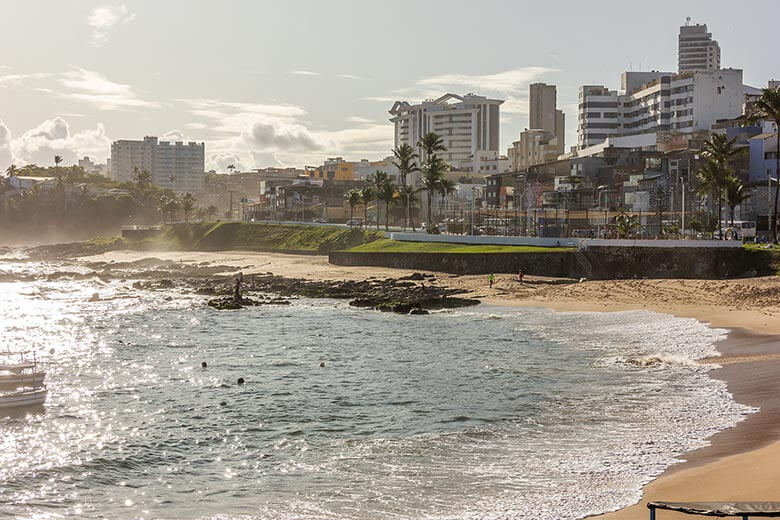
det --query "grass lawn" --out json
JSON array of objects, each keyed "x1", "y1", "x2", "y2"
[{"x1": 347, "y1": 239, "x2": 574, "y2": 254}]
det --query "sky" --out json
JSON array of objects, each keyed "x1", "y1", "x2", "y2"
[{"x1": 0, "y1": 0, "x2": 778, "y2": 173}]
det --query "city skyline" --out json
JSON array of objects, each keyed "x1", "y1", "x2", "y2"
[{"x1": 0, "y1": 0, "x2": 778, "y2": 173}]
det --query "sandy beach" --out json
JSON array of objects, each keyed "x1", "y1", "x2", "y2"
[{"x1": 81, "y1": 249, "x2": 780, "y2": 519}]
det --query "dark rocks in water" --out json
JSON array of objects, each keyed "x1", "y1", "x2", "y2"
[
  {"x1": 207, "y1": 294, "x2": 291, "y2": 310},
  {"x1": 132, "y1": 281, "x2": 144, "y2": 290},
  {"x1": 195, "y1": 286, "x2": 216, "y2": 295},
  {"x1": 158, "y1": 279, "x2": 175, "y2": 288},
  {"x1": 88, "y1": 292, "x2": 100, "y2": 302},
  {"x1": 163, "y1": 295, "x2": 173, "y2": 301},
  {"x1": 237, "y1": 377, "x2": 245, "y2": 385},
  {"x1": 409, "y1": 308, "x2": 429, "y2": 315}
]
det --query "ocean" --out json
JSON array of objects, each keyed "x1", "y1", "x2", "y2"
[{"x1": 0, "y1": 259, "x2": 753, "y2": 519}]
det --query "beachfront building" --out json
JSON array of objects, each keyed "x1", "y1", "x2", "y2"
[
  {"x1": 577, "y1": 69, "x2": 745, "y2": 149},
  {"x1": 389, "y1": 93, "x2": 504, "y2": 173},
  {"x1": 678, "y1": 21, "x2": 721, "y2": 73},
  {"x1": 110, "y1": 136, "x2": 205, "y2": 192}
]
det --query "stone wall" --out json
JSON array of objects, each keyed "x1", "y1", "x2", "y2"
[{"x1": 329, "y1": 248, "x2": 777, "y2": 280}]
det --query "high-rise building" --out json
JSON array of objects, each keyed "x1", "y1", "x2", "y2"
[
  {"x1": 578, "y1": 69, "x2": 745, "y2": 150},
  {"x1": 678, "y1": 22, "x2": 721, "y2": 73},
  {"x1": 389, "y1": 93, "x2": 503, "y2": 173},
  {"x1": 529, "y1": 83, "x2": 565, "y2": 154},
  {"x1": 110, "y1": 136, "x2": 205, "y2": 192}
]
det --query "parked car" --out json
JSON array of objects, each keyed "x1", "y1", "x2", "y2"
[
  {"x1": 312, "y1": 218, "x2": 328, "y2": 223},
  {"x1": 346, "y1": 218, "x2": 363, "y2": 227}
]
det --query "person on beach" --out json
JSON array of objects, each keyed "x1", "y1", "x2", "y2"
[
  {"x1": 488, "y1": 273, "x2": 495, "y2": 289},
  {"x1": 234, "y1": 272, "x2": 243, "y2": 301},
  {"x1": 517, "y1": 269, "x2": 524, "y2": 284}
]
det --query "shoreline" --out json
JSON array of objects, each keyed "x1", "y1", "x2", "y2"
[{"x1": 72, "y1": 249, "x2": 780, "y2": 519}]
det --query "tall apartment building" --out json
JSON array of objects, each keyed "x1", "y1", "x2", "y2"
[
  {"x1": 110, "y1": 136, "x2": 205, "y2": 192},
  {"x1": 578, "y1": 69, "x2": 744, "y2": 149},
  {"x1": 389, "y1": 93, "x2": 503, "y2": 172},
  {"x1": 529, "y1": 82, "x2": 565, "y2": 151},
  {"x1": 678, "y1": 22, "x2": 721, "y2": 73},
  {"x1": 507, "y1": 83, "x2": 566, "y2": 170}
]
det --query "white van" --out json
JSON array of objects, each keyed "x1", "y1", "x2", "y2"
[{"x1": 723, "y1": 221, "x2": 756, "y2": 241}]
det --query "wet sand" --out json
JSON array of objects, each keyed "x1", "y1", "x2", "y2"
[{"x1": 80, "y1": 250, "x2": 780, "y2": 518}]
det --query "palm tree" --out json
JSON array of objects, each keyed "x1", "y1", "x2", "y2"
[
  {"x1": 165, "y1": 196, "x2": 181, "y2": 223},
  {"x1": 168, "y1": 174, "x2": 177, "y2": 189},
  {"x1": 701, "y1": 133, "x2": 740, "y2": 239},
  {"x1": 417, "y1": 132, "x2": 446, "y2": 162},
  {"x1": 392, "y1": 144, "x2": 419, "y2": 230},
  {"x1": 420, "y1": 155, "x2": 447, "y2": 231},
  {"x1": 696, "y1": 158, "x2": 725, "y2": 235},
  {"x1": 725, "y1": 176, "x2": 750, "y2": 227},
  {"x1": 400, "y1": 184, "x2": 420, "y2": 231},
  {"x1": 360, "y1": 185, "x2": 375, "y2": 225},
  {"x1": 181, "y1": 193, "x2": 195, "y2": 223},
  {"x1": 376, "y1": 178, "x2": 397, "y2": 231},
  {"x1": 54, "y1": 155, "x2": 63, "y2": 167},
  {"x1": 344, "y1": 188, "x2": 361, "y2": 225},
  {"x1": 132, "y1": 167, "x2": 152, "y2": 187},
  {"x1": 744, "y1": 87, "x2": 780, "y2": 243},
  {"x1": 371, "y1": 170, "x2": 390, "y2": 230},
  {"x1": 616, "y1": 212, "x2": 640, "y2": 238},
  {"x1": 437, "y1": 178, "x2": 456, "y2": 219},
  {"x1": 5, "y1": 164, "x2": 18, "y2": 177},
  {"x1": 207, "y1": 204, "x2": 218, "y2": 220},
  {"x1": 158, "y1": 195, "x2": 170, "y2": 224}
]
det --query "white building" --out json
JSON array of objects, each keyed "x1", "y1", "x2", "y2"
[
  {"x1": 678, "y1": 22, "x2": 721, "y2": 73},
  {"x1": 110, "y1": 136, "x2": 205, "y2": 192},
  {"x1": 578, "y1": 69, "x2": 745, "y2": 149},
  {"x1": 78, "y1": 156, "x2": 107, "y2": 176},
  {"x1": 389, "y1": 93, "x2": 503, "y2": 173}
]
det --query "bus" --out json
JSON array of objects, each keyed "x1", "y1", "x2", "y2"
[{"x1": 722, "y1": 221, "x2": 756, "y2": 241}]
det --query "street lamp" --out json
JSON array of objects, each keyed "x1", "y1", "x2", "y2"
[{"x1": 679, "y1": 177, "x2": 686, "y2": 238}]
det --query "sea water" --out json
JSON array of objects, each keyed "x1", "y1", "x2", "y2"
[{"x1": 0, "y1": 260, "x2": 753, "y2": 519}]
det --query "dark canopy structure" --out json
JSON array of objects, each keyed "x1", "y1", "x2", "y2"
[{"x1": 648, "y1": 502, "x2": 780, "y2": 518}]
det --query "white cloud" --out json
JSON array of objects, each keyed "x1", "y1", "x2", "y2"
[
  {"x1": 0, "y1": 73, "x2": 51, "y2": 88},
  {"x1": 0, "y1": 120, "x2": 14, "y2": 170},
  {"x1": 7, "y1": 117, "x2": 111, "y2": 168},
  {"x1": 417, "y1": 67, "x2": 556, "y2": 93},
  {"x1": 181, "y1": 98, "x2": 306, "y2": 135},
  {"x1": 346, "y1": 116, "x2": 377, "y2": 125},
  {"x1": 207, "y1": 152, "x2": 249, "y2": 173},
  {"x1": 243, "y1": 119, "x2": 322, "y2": 151},
  {"x1": 59, "y1": 68, "x2": 159, "y2": 110},
  {"x1": 88, "y1": 5, "x2": 136, "y2": 46},
  {"x1": 290, "y1": 70, "x2": 321, "y2": 77},
  {"x1": 338, "y1": 74, "x2": 368, "y2": 81},
  {"x1": 161, "y1": 129, "x2": 187, "y2": 142}
]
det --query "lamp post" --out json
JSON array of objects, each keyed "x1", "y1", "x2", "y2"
[
  {"x1": 471, "y1": 186, "x2": 476, "y2": 236},
  {"x1": 679, "y1": 177, "x2": 686, "y2": 238}
]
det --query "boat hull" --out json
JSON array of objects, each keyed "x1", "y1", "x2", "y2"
[
  {"x1": 0, "y1": 372, "x2": 46, "y2": 390},
  {"x1": 0, "y1": 388, "x2": 48, "y2": 409}
]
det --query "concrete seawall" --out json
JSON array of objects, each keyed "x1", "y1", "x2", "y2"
[{"x1": 329, "y1": 247, "x2": 776, "y2": 279}]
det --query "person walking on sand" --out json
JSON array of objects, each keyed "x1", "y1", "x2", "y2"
[
  {"x1": 488, "y1": 273, "x2": 495, "y2": 289},
  {"x1": 517, "y1": 269, "x2": 524, "y2": 284}
]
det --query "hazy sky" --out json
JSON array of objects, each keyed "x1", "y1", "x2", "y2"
[{"x1": 0, "y1": 0, "x2": 778, "y2": 172}]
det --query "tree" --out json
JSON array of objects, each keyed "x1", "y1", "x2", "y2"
[
  {"x1": 437, "y1": 178, "x2": 456, "y2": 219},
  {"x1": 744, "y1": 87, "x2": 780, "y2": 243},
  {"x1": 164, "y1": 196, "x2": 180, "y2": 223},
  {"x1": 227, "y1": 164, "x2": 236, "y2": 174},
  {"x1": 133, "y1": 167, "x2": 152, "y2": 188},
  {"x1": 696, "y1": 158, "x2": 727, "y2": 236},
  {"x1": 168, "y1": 175, "x2": 177, "y2": 189},
  {"x1": 5, "y1": 164, "x2": 18, "y2": 177},
  {"x1": 392, "y1": 144, "x2": 419, "y2": 230},
  {"x1": 181, "y1": 193, "x2": 195, "y2": 223},
  {"x1": 344, "y1": 188, "x2": 361, "y2": 224},
  {"x1": 207, "y1": 204, "x2": 218, "y2": 220},
  {"x1": 54, "y1": 155, "x2": 63, "y2": 167},
  {"x1": 371, "y1": 170, "x2": 391, "y2": 230},
  {"x1": 725, "y1": 176, "x2": 750, "y2": 227},
  {"x1": 400, "y1": 185, "x2": 420, "y2": 231},
  {"x1": 417, "y1": 132, "x2": 446, "y2": 162},
  {"x1": 376, "y1": 178, "x2": 397, "y2": 231},
  {"x1": 616, "y1": 212, "x2": 640, "y2": 238},
  {"x1": 701, "y1": 133, "x2": 740, "y2": 239},
  {"x1": 158, "y1": 195, "x2": 170, "y2": 224},
  {"x1": 360, "y1": 185, "x2": 375, "y2": 225},
  {"x1": 420, "y1": 155, "x2": 447, "y2": 231}
]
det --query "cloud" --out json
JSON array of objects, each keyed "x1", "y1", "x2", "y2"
[
  {"x1": 59, "y1": 68, "x2": 159, "y2": 110},
  {"x1": 161, "y1": 129, "x2": 187, "y2": 142},
  {"x1": 3, "y1": 117, "x2": 111, "y2": 169},
  {"x1": 290, "y1": 70, "x2": 321, "y2": 77},
  {"x1": 181, "y1": 98, "x2": 306, "y2": 134},
  {"x1": 338, "y1": 74, "x2": 368, "y2": 81},
  {"x1": 346, "y1": 116, "x2": 378, "y2": 124},
  {"x1": 0, "y1": 73, "x2": 51, "y2": 88},
  {"x1": 243, "y1": 120, "x2": 322, "y2": 151},
  {"x1": 0, "y1": 120, "x2": 13, "y2": 169},
  {"x1": 417, "y1": 67, "x2": 556, "y2": 93},
  {"x1": 88, "y1": 5, "x2": 136, "y2": 46},
  {"x1": 207, "y1": 152, "x2": 249, "y2": 173}
]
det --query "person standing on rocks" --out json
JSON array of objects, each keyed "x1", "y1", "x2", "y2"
[
  {"x1": 234, "y1": 272, "x2": 243, "y2": 301},
  {"x1": 488, "y1": 273, "x2": 495, "y2": 289}
]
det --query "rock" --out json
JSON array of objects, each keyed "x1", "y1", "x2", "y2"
[
  {"x1": 132, "y1": 281, "x2": 144, "y2": 289},
  {"x1": 409, "y1": 308, "x2": 429, "y2": 315},
  {"x1": 159, "y1": 279, "x2": 175, "y2": 288},
  {"x1": 88, "y1": 292, "x2": 100, "y2": 302}
]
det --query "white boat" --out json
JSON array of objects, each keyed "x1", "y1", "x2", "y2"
[
  {"x1": 0, "y1": 363, "x2": 46, "y2": 390},
  {"x1": 0, "y1": 387, "x2": 48, "y2": 409},
  {"x1": 0, "y1": 352, "x2": 48, "y2": 409}
]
